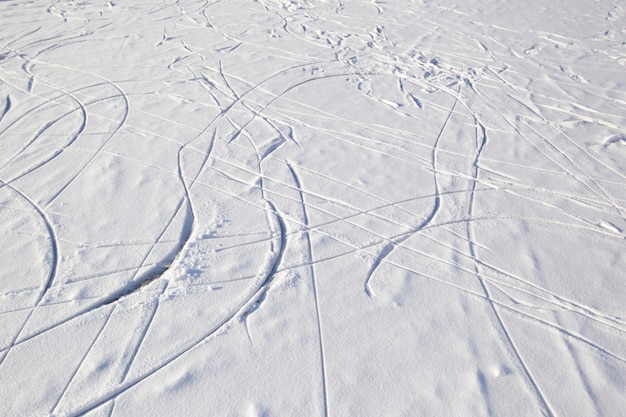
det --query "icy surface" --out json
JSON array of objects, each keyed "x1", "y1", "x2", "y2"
[{"x1": 1, "y1": 1, "x2": 625, "y2": 416}]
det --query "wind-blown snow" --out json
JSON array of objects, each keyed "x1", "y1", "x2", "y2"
[{"x1": 1, "y1": 0, "x2": 625, "y2": 416}]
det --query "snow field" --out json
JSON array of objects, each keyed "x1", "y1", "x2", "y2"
[{"x1": 1, "y1": 0, "x2": 625, "y2": 416}]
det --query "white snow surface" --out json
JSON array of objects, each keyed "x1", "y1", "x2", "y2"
[{"x1": 1, "y1": 0, "x2": 626, "y2": 416}]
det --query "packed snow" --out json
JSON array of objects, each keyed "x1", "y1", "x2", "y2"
[{"x1": 1, "y1": 0, "x2": 625, "y2": 416}]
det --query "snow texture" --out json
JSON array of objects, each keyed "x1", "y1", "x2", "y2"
[{"x1": 1, "y1": 0, "x2": 625, "y2": 416}]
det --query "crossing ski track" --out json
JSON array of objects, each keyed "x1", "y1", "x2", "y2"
[{"x1": 1, "y1": 0, "x2": 625, "y2": 416}]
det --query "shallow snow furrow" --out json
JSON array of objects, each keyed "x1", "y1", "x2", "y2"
[{"x1": 0, "y1": 181, "x2": 59, "y2": 365}]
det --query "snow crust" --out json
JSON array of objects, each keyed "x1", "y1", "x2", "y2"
[{"x1": 1, "y1": 1, "x2": 625, "y2": 416}]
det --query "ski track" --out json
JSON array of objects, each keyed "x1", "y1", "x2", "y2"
[
  {"x1": 364, "y1": 84, "x2": 459, "y2": 297},
  {"x1": 1, "y1": 0, "x2": 625, "y2": 416},
  {"x1": 0, "y1": 180, "x2": 59, "y2": 366},
  {"x1": 466, "y1": 116, "x2": 556, "y2": 417},
  {"x1": 288, "y1": 162, "x2": 329, "y2": 417}
]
